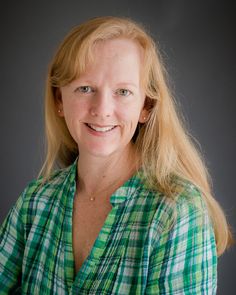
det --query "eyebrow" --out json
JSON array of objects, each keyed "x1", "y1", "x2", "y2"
[
  {"x1": 72, "y1": 80, "x2": 139, "y2": 89},
  {"x1": 115, "y1": 82, "x2": 138, "y2": 89}
]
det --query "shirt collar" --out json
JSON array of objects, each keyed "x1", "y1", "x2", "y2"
[{"x1": 110, "y1": 172, "x2": 144, "y2": 206}]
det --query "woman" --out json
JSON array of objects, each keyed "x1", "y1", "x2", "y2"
[{"x1": 0, "y1": 16, "x2": 233, "y2": 294}]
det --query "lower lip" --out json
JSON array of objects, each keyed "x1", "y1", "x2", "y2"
[{"x1": 85, "y1": 124, "x2": 118, "y2": 137}]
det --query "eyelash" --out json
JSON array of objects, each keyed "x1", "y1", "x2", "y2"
[
  {"x1": 75, "y1": 86, "x2": 94, "y2": 93},
  {"x1": 115, "y1": 89, "x2": 132, "y2": 97},
  {"x1": 74, "y1": 86, "x2": 132, "y2": 97}
]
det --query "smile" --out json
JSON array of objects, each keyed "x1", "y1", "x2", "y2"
[{"x1": 86, "y1": 123, "x2": 117, "y2": 132}]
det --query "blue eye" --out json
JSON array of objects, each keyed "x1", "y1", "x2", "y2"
[
  {"x1": 116, "y1": 89, "x2": 132, "y2": 96},
  {"x1": 76, "y1": 86, "x2": 93, "y2": 93}
]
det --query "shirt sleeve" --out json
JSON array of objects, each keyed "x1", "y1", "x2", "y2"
[
  {"x1": 0, "y1": 193, "x2": 25, "y2": 293},
  {"x1": 146, "y1": 186, "x2": 218, "y2": 294}
]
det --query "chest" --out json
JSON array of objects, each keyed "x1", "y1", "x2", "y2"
[
  {"x1": 22, "y1": 187, "x2": 157, "y2": 293},
  {"x1": 72, "y1": 195, "x2": 112, "y2": 274}
]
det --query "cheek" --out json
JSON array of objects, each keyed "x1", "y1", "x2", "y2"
[
  {"x1": 120, "y1": 104, "x2": 143, "y2": 123},
  {"x1": 119, "y1": 112, "x2": 141, "y2": 135},
  {"x1": 63, "y1": 100, "x2": 87, "y2": 121}
]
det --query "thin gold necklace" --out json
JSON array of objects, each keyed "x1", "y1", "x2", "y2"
[
  {"x1": 76, "y1": 179, "x2": 118, "y2": 202},
  {"x1": 76, "y1": 161, "x2": 139, "y2": 202}
]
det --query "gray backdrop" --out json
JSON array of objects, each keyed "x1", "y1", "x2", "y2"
[{"x1": 0, "y1": 0, "x2": 235, "y2": 293}]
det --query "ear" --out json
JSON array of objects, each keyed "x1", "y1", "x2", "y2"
[
  {"x1": 54, "y1": 88, "x2": 64, "y2": 117},
  {"x1": 138, "y1": 96, "x2": 154, "y2": 123},
  {"x1": 138, "y1": 108, "x2": 149, "y2": 123}
]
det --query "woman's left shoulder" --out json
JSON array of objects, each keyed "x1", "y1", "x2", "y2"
[
  {"x1": 145, "y1": 182, "x2": 217, "y2": 294},
  {"x1": 165, "y1": 179, "x2": 213, "y2": 235},
  {"x1": 174, "y1": 179, "x2": 208, "y2": 215},
  {"x1": 149, "y1": 178, "x2": 212, "y2": 234}
]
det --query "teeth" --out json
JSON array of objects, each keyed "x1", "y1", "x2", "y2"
[{"x1": 87, "y1": 124, "x2": 115, "y2": 132}]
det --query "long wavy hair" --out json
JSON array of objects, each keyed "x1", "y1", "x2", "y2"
[{"x1": 40, "y1": 16, "x2": 233, "y2": 256}]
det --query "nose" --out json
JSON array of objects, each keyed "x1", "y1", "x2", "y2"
[{"x1": 89, "y1": 90, "x2": 113, "y2": 118}]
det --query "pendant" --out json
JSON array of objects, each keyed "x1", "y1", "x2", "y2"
[{"x1": 90, "y1": 197, "x2": 95, "y2": 201}]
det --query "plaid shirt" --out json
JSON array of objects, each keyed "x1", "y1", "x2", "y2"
[{"x1": 0, "y1": 159, "x2": 217, "y2": 294}]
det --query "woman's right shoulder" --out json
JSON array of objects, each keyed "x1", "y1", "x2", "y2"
[
  {"x1": 23, "y1": 166, "x2": 71, "y2": 198},
  {"x1": 0, "y1": 164, "x2": 76, "y2": 262},
  {"x1": 18, "y1": 165, "x2": 75, "y2": 220}
]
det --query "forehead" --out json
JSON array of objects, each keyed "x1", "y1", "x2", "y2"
[
  {"x1": 93, "y1": 38, "x2": 143, "y2": 60},
  {"x1": 79, "y1": 38, "x2": 144, "y2": 83}
]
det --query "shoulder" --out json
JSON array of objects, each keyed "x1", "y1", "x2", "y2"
[
  {"x1": 142, "y1": 177, "x2": 212, "y2": 236},
  {"x1": 23, "y1": 164, "x2": 74, "y2": 200},
  {"x1": 131, "y1": 171, "x2": 210, "y2": 235},
  {"x1": 18, "y1": 163, "x2": 76, "y2": 223},
  {"x1": 159, "y1": 181, "x2": 216, "y2": 256},
  {"x1": 173, "y1": 180, "x2": 210, "y2": 228},
  {"x1": 145, "y1": 181, "x2": 217, "y2": 293}
]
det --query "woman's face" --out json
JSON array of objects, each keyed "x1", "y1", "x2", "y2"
[{"x1": 59, "y1": 38, "x2": 148, "y2": 158}]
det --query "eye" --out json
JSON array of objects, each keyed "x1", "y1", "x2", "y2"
[
  {"x1": 116, "y1": 88, "x2": 132, "y2": 97},
  {"x1": 75, "y1": 86, "x2": 94, "y2": 93}
]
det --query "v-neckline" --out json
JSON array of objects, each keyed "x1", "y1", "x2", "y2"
[
  {"x1": 64, "y1": 177, "x2": 119, "y2": 290},
  {"x1": 62, "y1": 160, "x2": 143, "y2": 291}
]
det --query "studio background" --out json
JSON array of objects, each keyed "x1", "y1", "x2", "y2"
[{"x1": 0, "y1": 0, "x2": 235, "y2": 293}]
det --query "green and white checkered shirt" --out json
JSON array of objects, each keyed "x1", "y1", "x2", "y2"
[{"x1": 0, "y1": 159, "x2": 217, "y2": 294}]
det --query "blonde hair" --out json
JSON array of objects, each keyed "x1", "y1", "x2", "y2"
[{"x1": 40, "y1": 16, "x2": 233, "y2": 256}]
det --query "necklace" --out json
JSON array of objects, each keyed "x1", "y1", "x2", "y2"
[
  {"x1": 76, "y1": 161, "x2": 139, "y2": 202},
  {"x1": 76, "y1": 178, "x2": 118, "y2": 202}
]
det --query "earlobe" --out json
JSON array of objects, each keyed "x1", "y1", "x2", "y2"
[
  {"x1": 56, "y1": 102, "x2": 64, "y2": 117},
  {"x1": 139, "y1": 96, "x2": 154, "y2": 123},
  {"x1": 55, "y1": 87, "x2": 64, "y2": 117},
  {"x1": 139, "y1": 110, "x2": 149, "y2": 123},
  {"x1": 57, "y1": 108, "x2": 64, "y2": 117}
]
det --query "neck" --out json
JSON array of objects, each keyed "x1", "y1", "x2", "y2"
[{"x1": 77, "y1": 144, "x2": 140, "y2": 198}]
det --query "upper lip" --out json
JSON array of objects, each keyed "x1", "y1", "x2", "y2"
[{"x1": 85, "y1": 123, "x2": 117, "y2": 127}]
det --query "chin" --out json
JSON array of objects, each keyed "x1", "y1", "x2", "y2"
[
  {"x1": 79, "y1": 142, "x2": 115, "y2": 156},
  {"x1": 86, "y1": 150, "x2": 117, "y2": 159},
  {"x1": 83, "y1": 142, "x2": 127, "y2": 158}
]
